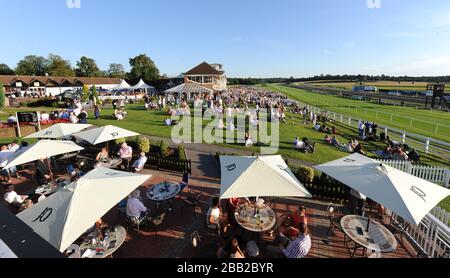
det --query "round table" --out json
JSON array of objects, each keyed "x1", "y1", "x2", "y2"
[
  {"x1": 234, "y1": 203, "x2": 277, "y2": 233},
  {"x1": 34, "y1": 179, "x2": 71, "y2": 196},
  {"x1": 146, "y1": 182, "x2": 181, "y2": 201},
  {"x1": 340, "y1": 215, "x2": 398, "y2": 257},
  {"x1": 80, "y1": 225, "x2": 127, "y2": 258},
  {"x1": 95, "y1": 158, "x2": 123, "y2": 169}
]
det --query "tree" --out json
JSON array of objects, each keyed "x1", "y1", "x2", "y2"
[
  {"x1": 45, "y1": 54, "x2": 75, "y2": 76},
  {"x1": 128, "y1": 54, "x2": 160, "y2": 83},
  {"x1": 15, "y1": 55, "x2": 47, "y2": 76},
  {"x1": 0, "y1": 82, "x2": 5, "y2": 110},
  {"x1": 75, "y1": 56, "x2": 101, "y2": 77},
  {"x1": 91, "y1": 86, "x2": 99, "y2": 105},
  {"x1": 81, "y1": 85, "x2": 90, "y2": 102},
  {"x1": 0, "y1": 64, "x2": 14, "y2": 75},
  {"x1": 108, "y1": 63, "x2": 126, "y2": 78}
]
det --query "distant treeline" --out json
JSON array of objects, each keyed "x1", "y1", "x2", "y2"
[{"x1": 228, "y1": 75, "x2": 450, "y2": 85}]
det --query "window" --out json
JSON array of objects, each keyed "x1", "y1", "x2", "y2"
[{"x1": 203, "y1": 76, "x2": 213, "y2": 84}]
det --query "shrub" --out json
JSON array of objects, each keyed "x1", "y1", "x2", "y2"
[
  {"x1": 159, "y1": 140, "x2": 170, "y2": 157},
  {"x1": 26, "y1": 98, "x2": 59, "y2": 108},
  {"x1": 136, "y1": 136, "x2": 150, "y2": 153},
  {"x1": 178, "y1": 144, "x2": 186, "y2": 160},
  {"x1": 115, "y1": 137, "x2": 126, "y2": 145},
  {"x1": 91, "y1": 86, "x2": 100, "y2": 105},
  {"x1": 81, "y1": 85, "x2": 90, "y2": 103},
  {"x1": 295, "y1": 165, "x2": 315, "y2": 184},
  {"x1": 0, "y1": 82, "x2": 4, "y2": 110}
]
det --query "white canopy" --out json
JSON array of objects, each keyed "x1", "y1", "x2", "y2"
[
  {"x1": 17, "y1": 168, "x2": 151, "y2": 252},
  {"x1": 73, "y1": 125, "x2": 139, "y2": 145},
  {"x1": 3, "y1": 140, "x2": 84, "y2": 170},
  {"x1": 25, "y1": 123, "x2": 92, "y2": 139},
  {"x1": 112, "y1": 79, "x2": 131, "y2": 91},
  {"x1": 314, "y1": 153, "x2": 450, "y2": 225},
  {"x1": 219, "y1": 155, "x2": 312, "y2": 199},
  {"x1": 130, "y1": 79, "x2": 154, "y2": 90}
]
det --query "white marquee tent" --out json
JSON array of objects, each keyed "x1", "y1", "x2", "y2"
[{"x1": 112, "y1": 79, "x2": 131, "y2": 91}]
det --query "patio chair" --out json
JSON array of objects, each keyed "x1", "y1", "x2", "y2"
[
  {"x1": 183, "y1": 191, "x2": 202, "y2": 215},
  {"x1": 148, "y1": 212, "x2": 167, "y2": 236},
  {"x1": 387, "y1": 214, "x2": 410, "y2": 243},
  {"x1": 125, "y1": 216, "x2": 144, "y2": 236},
  {"x1": 326, "y1": 203, "x2": 344, "y2": 236}
]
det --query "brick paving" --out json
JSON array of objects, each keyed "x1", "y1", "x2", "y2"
[{"x1": 1, "y1": 162, "x2": 417, "y2": 258}]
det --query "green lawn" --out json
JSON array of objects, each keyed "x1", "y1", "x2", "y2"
[
  {"x1": 297, "y1": 81, "x2": 450, "y2": 93},
  {"x1": 0, "y1": 103, "x2": 449, "y2": 211},
  {"x1": 267, "y1": 84, "x2": 450, "y2": 143}
]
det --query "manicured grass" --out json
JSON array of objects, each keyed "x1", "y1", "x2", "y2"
[
  {"x1": 297, "y1": 80, "x2": 449, "y2": 92},
  {"x1": 267, "y1": 84, "x2": 450, "y2": 142},
  {"x1": 0, "y1": 104, "x2": 449, "y2": 211}
]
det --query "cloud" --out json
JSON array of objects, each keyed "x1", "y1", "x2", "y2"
[{"x1": 341, "y1": 41, "x2": 356, "y2": 49}]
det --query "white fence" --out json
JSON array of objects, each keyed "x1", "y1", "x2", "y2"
[
  {"x1": 377, "y1": 160, "x2": 450, "y2": 188},
  {"x1": 380, "y1": 160, "x2": 450, "y2": 258},
  {"x1": 392, "y1": 212, "x2": 450, "y2": 258},
  {"x1": 276, "y1": 84, "x2": 450, "y2": 159}
]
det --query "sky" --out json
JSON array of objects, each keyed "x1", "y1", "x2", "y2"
[{"x1": 0, "y1": 0, "x2": 450, "y2": 78}]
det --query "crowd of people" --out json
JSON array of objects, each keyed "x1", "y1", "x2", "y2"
[{"x1": 203, "y1": 196, "x2": 312, "y2": 259}]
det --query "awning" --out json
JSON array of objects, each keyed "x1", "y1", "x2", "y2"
[{"x1": 164, "y1": 82, "x2": 213, "y2": 94}]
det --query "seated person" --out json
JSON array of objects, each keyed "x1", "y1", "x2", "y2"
[
  {"x1": 331, "y1": 136, "x2": 342, "y2": 147},
  {"x1": 294, "y1": 137, "x2": 305, "y2": 150},
  {"x1": 206, "y1": 197, "x2": 229, "y2": 234},
  {"x1": 118, "y1": 143, "x2": 133, "y2": 169},
  {"x1": 132, "y1": 152, "x2": 147, "y2": 173},
  {"x1": 164, "y1": 118, "x2": 172, "y2": 126},
  {"x1": 7, "y1": 114, "x2": 17, "y2": 125},
  {"x1": 40, "y1": 111, "x2": 50, "y2": 122},
  {"x1": 407, "y1": 149, "x2": 420, "y2": 163},
  {"x1": 346, "y1": 141, "x2": 355, "y2": 152},
  {"x1": 354, "y1": 143, "x2": 366, "y2": 155},
  {"x1": 332, "y1": 126, "x2": 338, "y2": 135},
  {"x1": 19, "y1": 199, "x2": 34, "y2": 212},
  {"x1": 277, "y1": 206, "x2": 308, "y2": 238},
  {"x1": 245, "y1": 133, "x2": 253, "y2": 147},
  {"x1": 126, "y1": 190, "x2": 148, "y2": 225},
  {"x1": 324, "y1": 135, "x2": 332, "y2": 144},
  {"x1": 313, "y1": 123, "x2": 321, "y2": 131},
  {"x1": 229, "y1": 238, "x2": 245, "y2": 259},
  {"x1": 4, "y1": 185, "x2": 28, "y2": 205},
  {"x1": 96, "y1": 148, "x2": 110, "y2": 164},
  {"x1": 216, "y1": 118, "x2": 226, "y2": 129},
  {"x1": 266, "y1": 223, "x2": 311, "y2": 258},
  {"x1": 35, "y1": 158, "x2": 52, "y2": 185},
  {"x1": 69, "y1": 112, "x2": 79, "y2": 124}
]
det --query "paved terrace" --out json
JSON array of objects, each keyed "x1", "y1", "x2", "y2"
[{"x1": 1, "y1": 162, "x2": 418, "y2": 258}]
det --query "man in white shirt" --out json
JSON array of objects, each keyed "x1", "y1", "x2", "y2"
[
  {"x1": 40, "y1": 111, "x2": 50, "y2": 122},
  {"x1": 132, "y1": 152, "x2": 147, "y2": 172},
  {"x1": 126, "y1": 190, "x2": 148, "y2": 224},
  {"x1": 4, "y1": 185, "x2": 28, "y2": 205},
  {"x1": 207, "y1": 197, "x2": 222, "y2": 230}
]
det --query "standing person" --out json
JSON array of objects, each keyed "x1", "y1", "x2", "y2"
[
  {"x1": 78, "y1": 109, "x2": 88, "y2": 124},
  {"x1": 371, "y1": 122, "x2": 378, "y2": 138},
  {"x1": 35, "y1": 158, "x2": 52, "y2": 185},
  {"x1": 94, "y1": 105, "x2": 101, "y2": 119},
  {"x1": 112, "y1": 99, "x2": 118, "y2": 110}
]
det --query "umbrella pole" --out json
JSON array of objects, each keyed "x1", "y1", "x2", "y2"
[
  {"x1": 47, "y1": 158, "x2": 54, "y2": 183},
  {"x1": 366, "y1": 203, "x2": 373, "y2": 232}
]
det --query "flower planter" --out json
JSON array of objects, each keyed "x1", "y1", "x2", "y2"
[{"x1": 0, "y1": 126, "x2": 17, "y2": 138}]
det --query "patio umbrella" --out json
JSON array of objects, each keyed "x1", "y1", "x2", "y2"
[
  {"x1": 17, "y1": 167, "x2": 151, "y2": 252},
  {"x1": 73, "y1": 125, "x2": 139, "y2": 145},
  {"x1": 24, "y1": 123, "x2": 92, "y2": 139},
  {"x1": 314, "y1": 153, "x2": 450, "y2": 226},
  {"x1": 219, "y1": 155, "x2": 312, "y2": 199},
  {"x1": 3, "y1": 140, "x2": 84, "y2": 170}
]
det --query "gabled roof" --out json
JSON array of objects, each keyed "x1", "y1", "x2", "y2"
[
  {"x1": 164, "y1": 82, "x2": 213, "y2": 94},
  {"x1": 184, "y1": 62, "x2": 222, "y2": 75},
  {"x1": 0, "y1": 75, "x2": 121, "y2": 86}
]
